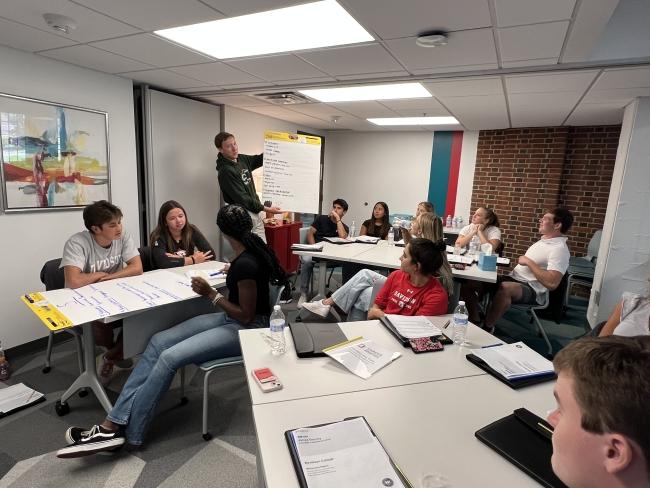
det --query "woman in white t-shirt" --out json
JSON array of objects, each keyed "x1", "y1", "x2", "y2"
[
  {"x1": 599, "y1": 291, "x2": 650, "y2": 337},
  {"x1": 455, "y1": 207, "x2": 502, "y2": 253}
]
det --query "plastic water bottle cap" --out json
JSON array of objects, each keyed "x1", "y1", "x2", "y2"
[
  {"x1": 273, "y1": 305, "x2": 280, "y2": 310},
  {"x1": 458, "y1": 301, "x2": 465, "y2": 306}
]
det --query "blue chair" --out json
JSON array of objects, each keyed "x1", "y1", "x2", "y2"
[
  {"x1": 565, "y1": 230, "x2": 601, "y2": 306},
  {"x1": 179, "y1": 283, "x2": 285, "y2": 440}
]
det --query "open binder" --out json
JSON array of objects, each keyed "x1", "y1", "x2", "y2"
[
  {"x1": 476, "y1": 408, "x2": 567, "y2": 488},
  {"x1": 466, "y1": 353, "x2": 556, "y2": 389},
  {"x1": 285, "y1": 417, "x2": 413, "y2": 488},
  {"x1": 288, "y1": 322, "x2": 348, "y2": 358},
  {"x1": 379, "y1": 316, "x2": 452, "y2": 348}
]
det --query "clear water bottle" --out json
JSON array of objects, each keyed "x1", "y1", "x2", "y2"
[
  {"x1": 446, "y1": 215, "x2": 452, "y2": 228},
  {"x1": 269, "y1": 305, "x2": 286, "y2": 355},
  {"x1": 452, "y1": 301, "x2": 470, "y2": 346},
  {"x1": 387, "y1": 227, "x2": 395, "y2": 246},
  {"x1": 458, "y1": 216, "x2": 463, "y2": 229},
  {"x1": 0, "y1": 341, "x2": 10, "y2": 381},
  {"x1": 453, "y1": 216, "x2": 458, "y2": 229},
  {"x1": 469, "y1": 235, "x2": 480, "y2": 256},
  {"x1": 349, "y1": 220, "x2": 356, "y2": 238}
]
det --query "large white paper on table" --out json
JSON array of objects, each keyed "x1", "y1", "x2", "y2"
[
  {"x1": 323, "y1": 337, "x2": 401, "y2": 379},
  {"x1": 384, "y1": 315, "x2": 444, "y2": 339},
  {"x1": 40, "y1": 270, "x2": 198, "y2": 326},
  {"x1": 470, "y1": 342, "x2": 554, "y2": 379},
  {"x1": 290, "y1": 417, "x2": 406, "y2": 488},
  {"x1": 262, "y1": 131, "x2": 321, "y2": 213}
]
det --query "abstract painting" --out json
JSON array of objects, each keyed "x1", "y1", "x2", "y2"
[{"x1": 0, "y1": 93, "x2": 110, "y2": 211}]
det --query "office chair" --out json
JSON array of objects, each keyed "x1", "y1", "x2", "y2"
[
  {"x1": 565, "y1": 230, "x2": 601, "y2": 307},
  {"x1": 179, "y1": 284, "x2": 285, "y2": 440}
]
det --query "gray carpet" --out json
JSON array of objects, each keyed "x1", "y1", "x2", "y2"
[{"x1": 0, "y1": 340, "x2": 259, "y2": 488}]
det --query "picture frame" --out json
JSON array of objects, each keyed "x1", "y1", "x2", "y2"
[{"x1": 0, "y1": 92, "x2": 110, "y2": 212}]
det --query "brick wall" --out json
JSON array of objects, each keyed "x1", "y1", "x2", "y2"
[{"x1": 471, "y1": 125, "x2": 620, "y2": 268}]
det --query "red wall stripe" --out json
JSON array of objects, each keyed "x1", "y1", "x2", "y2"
[{"x1": 444, "y1": 131, "x2": 463, "y2": 216}]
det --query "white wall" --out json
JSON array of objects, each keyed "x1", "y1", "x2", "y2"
[
  {"x1": 322, "y1": 131, "x2": 479, "y2": 227},
  {"x1": 589, "y1": 97, "x2": 650, "y2": 325},
  {"x1": 147, "y1": 90, "x2": 221, "y2": 254},
  {"x1": 0, "y1": 45, "x2": 138, "y2": 349}
]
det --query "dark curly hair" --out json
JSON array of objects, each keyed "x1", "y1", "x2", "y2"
[{"x1": 217, "y1": 205, "x2": 286, "y2": 284}]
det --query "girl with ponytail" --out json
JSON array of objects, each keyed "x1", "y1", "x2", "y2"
[{"x1": 58, "y1": 205, "x2": 284, "y2": 457}]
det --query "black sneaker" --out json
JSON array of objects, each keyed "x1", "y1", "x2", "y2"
[{"x1": 57, "y1": 425, "x2": 125, "y2": 458}]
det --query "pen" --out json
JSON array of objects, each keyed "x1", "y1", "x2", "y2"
[
  {"x1": 24, "y1": 389, "x2": 35, "y2": 405},
  {"x1": 442, "y1": 319, "x2": 450, "y2": 329},
  {"x1": 209, "y1": 271, "x2": 225, "y2": 277},
  {"x1": 481, "y1": 343, "x2": 503, "y2": 348}
]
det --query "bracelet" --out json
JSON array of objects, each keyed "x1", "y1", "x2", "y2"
[
  {"x1": 211, "y1": 292, "x2": 224, "y2": 306},
  {"x1": 191, "y1": 256, "x2": 195, "y2": 264}
]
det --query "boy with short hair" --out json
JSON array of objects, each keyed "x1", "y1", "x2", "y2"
[
  {"x1": 548, "y1": 336, "x2": 650, "y2": 487},
  {"x1": 61, "y1": 200, "x2": 143, "y2": 377}
]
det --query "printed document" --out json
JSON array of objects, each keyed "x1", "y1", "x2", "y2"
[
  {"x1": 385, "y1": 315, "x2": 443, "y2": 339},
  {"x1": 470, "y1": 342, "x2": 554, "y2": 379},
  {"x1": 0, "y1": 383, "x2": 44, "y2": 415},
  {"x1": 324, "y1": 337, "x2": 401, "y2": 379},
  {"x1": 290, "y1": 417, "x2": 406, "y2": 488}
]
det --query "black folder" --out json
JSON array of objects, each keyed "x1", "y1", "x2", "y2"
[
  {"x1": 476, "y1": 408, "x2": 567, "y2": 488},
  {"x1": 285, "y1": 417, "x2": 413, "y2": 488},
  {"x1": 288, "y1": 322, "x2": 347, "y2": 358},
  {"x1": 466, "y1": 353, "x2": 556, "y2": 389}
]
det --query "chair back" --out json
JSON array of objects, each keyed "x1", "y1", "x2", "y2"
[
  {"x1": 138, "y1": 246, "x2": 155, "y2": 272},
  {"x1": 368, "y1": 276, "x2": 388, "y2": 305},
  {"x1": 40, "y1": 258, "x2": 65, "y2": 290},
  {"x1": 269, "y1": 284, "x2": 285, "y2": 308},
  {"x1": 299, "y1": 226, "x2": 310, "y2": 244},
  {"x1": 587, "y1": 230, "x2": 602, "y2": 263},
  {"x1": 494, "y1": 240, "x2": 505, "y2": 257}
]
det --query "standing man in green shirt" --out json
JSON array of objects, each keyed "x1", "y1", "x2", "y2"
[{"x1": 215, "y1": 132, "x2": 281, "y2": 243}]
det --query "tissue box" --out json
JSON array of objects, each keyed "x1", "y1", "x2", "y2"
[{"x1": 478, "y1": 252, "x2": 497, "y2": 271}]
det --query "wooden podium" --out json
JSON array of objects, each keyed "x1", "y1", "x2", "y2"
[{"x1": 264, "y1": 221, "x2": 301, "y2": 274}]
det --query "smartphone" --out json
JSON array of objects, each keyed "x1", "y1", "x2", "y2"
[
  {"x1": 252, "y1": 368, "x2": 283, "y2": 392},
  {"x1": 435, "y1": 333, "x2": 454, "y2": 345},
  {"x1": 409, "y1": 337, "x2": 444, "y2": 353},
  {"x1": 452, "y1": 263, "x2": 466, "y2": 270}
]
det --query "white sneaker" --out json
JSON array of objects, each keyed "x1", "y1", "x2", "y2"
[
  {"x1": 297, "y1": 293, "x2": 308, "y2": 308},
  {"x1": 302, "y1": 300, "x2": 331, "y2": 318}
]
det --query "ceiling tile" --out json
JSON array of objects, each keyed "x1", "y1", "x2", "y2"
[
  {"x1": 0, "y1": 17, "x2": 76, "y2": 52},
  {"x1": 200, "y1": 94, "x2": 272, "y2": 107},
  {"x1": 284, "y1": 103, "x2": 347, "y2": 121},
  {"x1": 501, "y1": 58, "x2": 559, "y2": 68},
  {"x1": 424, "y1": 77, "x2": 503, "y2": 96},
  {"x1": 271, "y1": 76, "x2": 336, "y2": 86},
  {"x1": 505, "y1": 70, "x2": 599, "y2": 93},
  {"x1": 497, "y1": 21, "x2": 569, "y2": 62},
  {"x1": 336, "y1": 71, "x2": 409, "y2": 80},
  {"x1": 508, "y1": 91, "x2": 582, "y2": 126},
  {"x1": 439, "y1": 94, "x2": 509, "y2": 130},
  {"x1": 39, "y1": 45, "x2": 153, "y2": 73},
  {"x1": 591, "y1": 67, "x2": 650, "y2": 90},
  {"x1": 494, "y1": 0, "x2": 576, "y2": 27},
  {"x1": 332, "y1": 101, "x2": 399, "y2": 118},
  {"x1": 72, "y1": 0, "x2": 224, "y2": 31},
  {"x1": 0, "y1": 0, "x2": 139, "y2": 42},
  {"x1": 299, "y1": 44, "x2": 403, "y2": 76},
  {"x1": 199, "y1": 0, "x2": 306, "y2": 17},
  {"x1": 582, "y1": 87, "x2": 650, "y2": 104},
  {"x1": 120, "y1": 69, "x2": 209, "y2": 89},
  {"x1": 565, "y1": 102, "x2": 625, "y2": 125},
  {"x1": 228, "y1": 55, "x2": 328, "y2": 81},
  {"x1": 344, "y1": 0, "x2": 491, "y2": 40},
  {"x1": 379, "y1": 97, "x2": 448, "y2": 111},
  {"x1": 220, "y1": 81, "x2": 272, "y2": 90},
  {"x1": 561, "y1": 0, "x2": 619, "y2": 63},
  {"x1": 385, "y1": 28, "x2": 497, "y2": 71},
  {"x1": 169, "y1": 62, "x2": 262, "y2": 85},
  {"x1": 91, "y1": 34, "x2": 213, "y2": 68},
  {"x1": 240, "y1": 104, "x2": 325, "y2": 127}
]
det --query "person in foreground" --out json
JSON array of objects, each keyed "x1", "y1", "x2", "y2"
[
  {"x1": 302, "y1": 238, "x2": 448, "y2": 321},
  {"x1": 597, "y1": 286, "x2": 650, "y2": 337},
  {"x1": 548, "y1": 336, "x2": 650, "y2": 488},
  {"x1": 57, "y1": 205, "x2": 285, "y2": 458},
  {"x1": 150, "y1": 200, "x2": 215, "y2": 268}
]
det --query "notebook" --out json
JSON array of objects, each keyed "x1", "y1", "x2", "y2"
[
  {"x1": 0, "y1": 383, "x2": 45, "y2": 418},
  {"x1": 288, "y1": 322, "x2": 348, "y2": 358}
]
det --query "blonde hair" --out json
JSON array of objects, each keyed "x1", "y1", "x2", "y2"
[{"x1": 416, "y1": 212, "x2": 453, "y2": 297}]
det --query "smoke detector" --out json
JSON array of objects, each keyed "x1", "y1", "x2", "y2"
[
  {"x1": 43, "y1": 13, "x2": 77, "y2": 35},
  {"x1": 416, "y1": 32, "x2": 448, "y2": 48}
]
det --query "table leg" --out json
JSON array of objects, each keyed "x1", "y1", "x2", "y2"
[
  {"x1": 313, "y1": 261, "x2": 328, "y2": 300},
  {"x1": 59, "y1": 322, "x2": 113, "y2": 413}
]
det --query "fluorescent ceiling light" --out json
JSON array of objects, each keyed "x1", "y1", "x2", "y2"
[
  {"x1": 368, "y1": 116, "x2": 460, "y2": 126},
  {"x1": 154, "y1": 0, "x2": 373, "y2": 59},
  {"x1": 300, "y1": 83, "x2": 431, "y2": 102}
]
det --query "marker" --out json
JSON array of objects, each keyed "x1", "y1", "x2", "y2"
[
  {"x1": 441, "y1": 319, "x2": 451, "y2": 329},
  {"x1": 24, "y1": 294, "x2": 34, "y2": 303},
  {"x1": 481, "y1": 343, "x2": 503, "y2": 348},
  {"x1": 209, "y1": 271, "x2": 225, "y2": 277}
]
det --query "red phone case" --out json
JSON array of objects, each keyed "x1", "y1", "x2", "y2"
[{"x1": 409, "y1": 337, "x2": 444, "y2": 353}]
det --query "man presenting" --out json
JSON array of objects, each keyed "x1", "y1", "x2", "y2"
[{"x1": 215, "y1": 132, "x2": 281, "y2": 243}]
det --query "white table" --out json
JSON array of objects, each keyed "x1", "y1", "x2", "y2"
[
  {"x1": 57, "y1": 262, "x2": 227, "y2": 414},
  {"x1": 293, "y1": 242, "x2": 497, "y2": 299},
  {"x1": 443, "y1": 226, "x2": 461, "y2": 235},
  {"x1": 253, "y1": 375, "x2": 554, "y2": 488},
  {"x1": 240, "y1": 318, "x2": 501, "y2": 405}
]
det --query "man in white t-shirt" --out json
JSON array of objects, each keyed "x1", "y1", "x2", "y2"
[{"x1": 484, "y1": 208, "x2": 573, "y2": 331}]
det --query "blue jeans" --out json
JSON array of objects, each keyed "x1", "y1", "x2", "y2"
[{"x1": 106, "y1": 313, "x2": 267, "y2": 445}]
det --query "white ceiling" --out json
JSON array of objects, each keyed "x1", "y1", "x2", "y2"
[{"x1": 0, "y1": 0, "x2": 649, "y2": 131}]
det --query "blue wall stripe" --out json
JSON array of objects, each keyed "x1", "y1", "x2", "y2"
[{"x1": 427, "y1": 132, "x2": 453, "y2": 216}]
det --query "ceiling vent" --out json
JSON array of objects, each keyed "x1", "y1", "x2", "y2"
[{"x1": 254, "y1": 91, "x2": 312, "y2": 105}]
